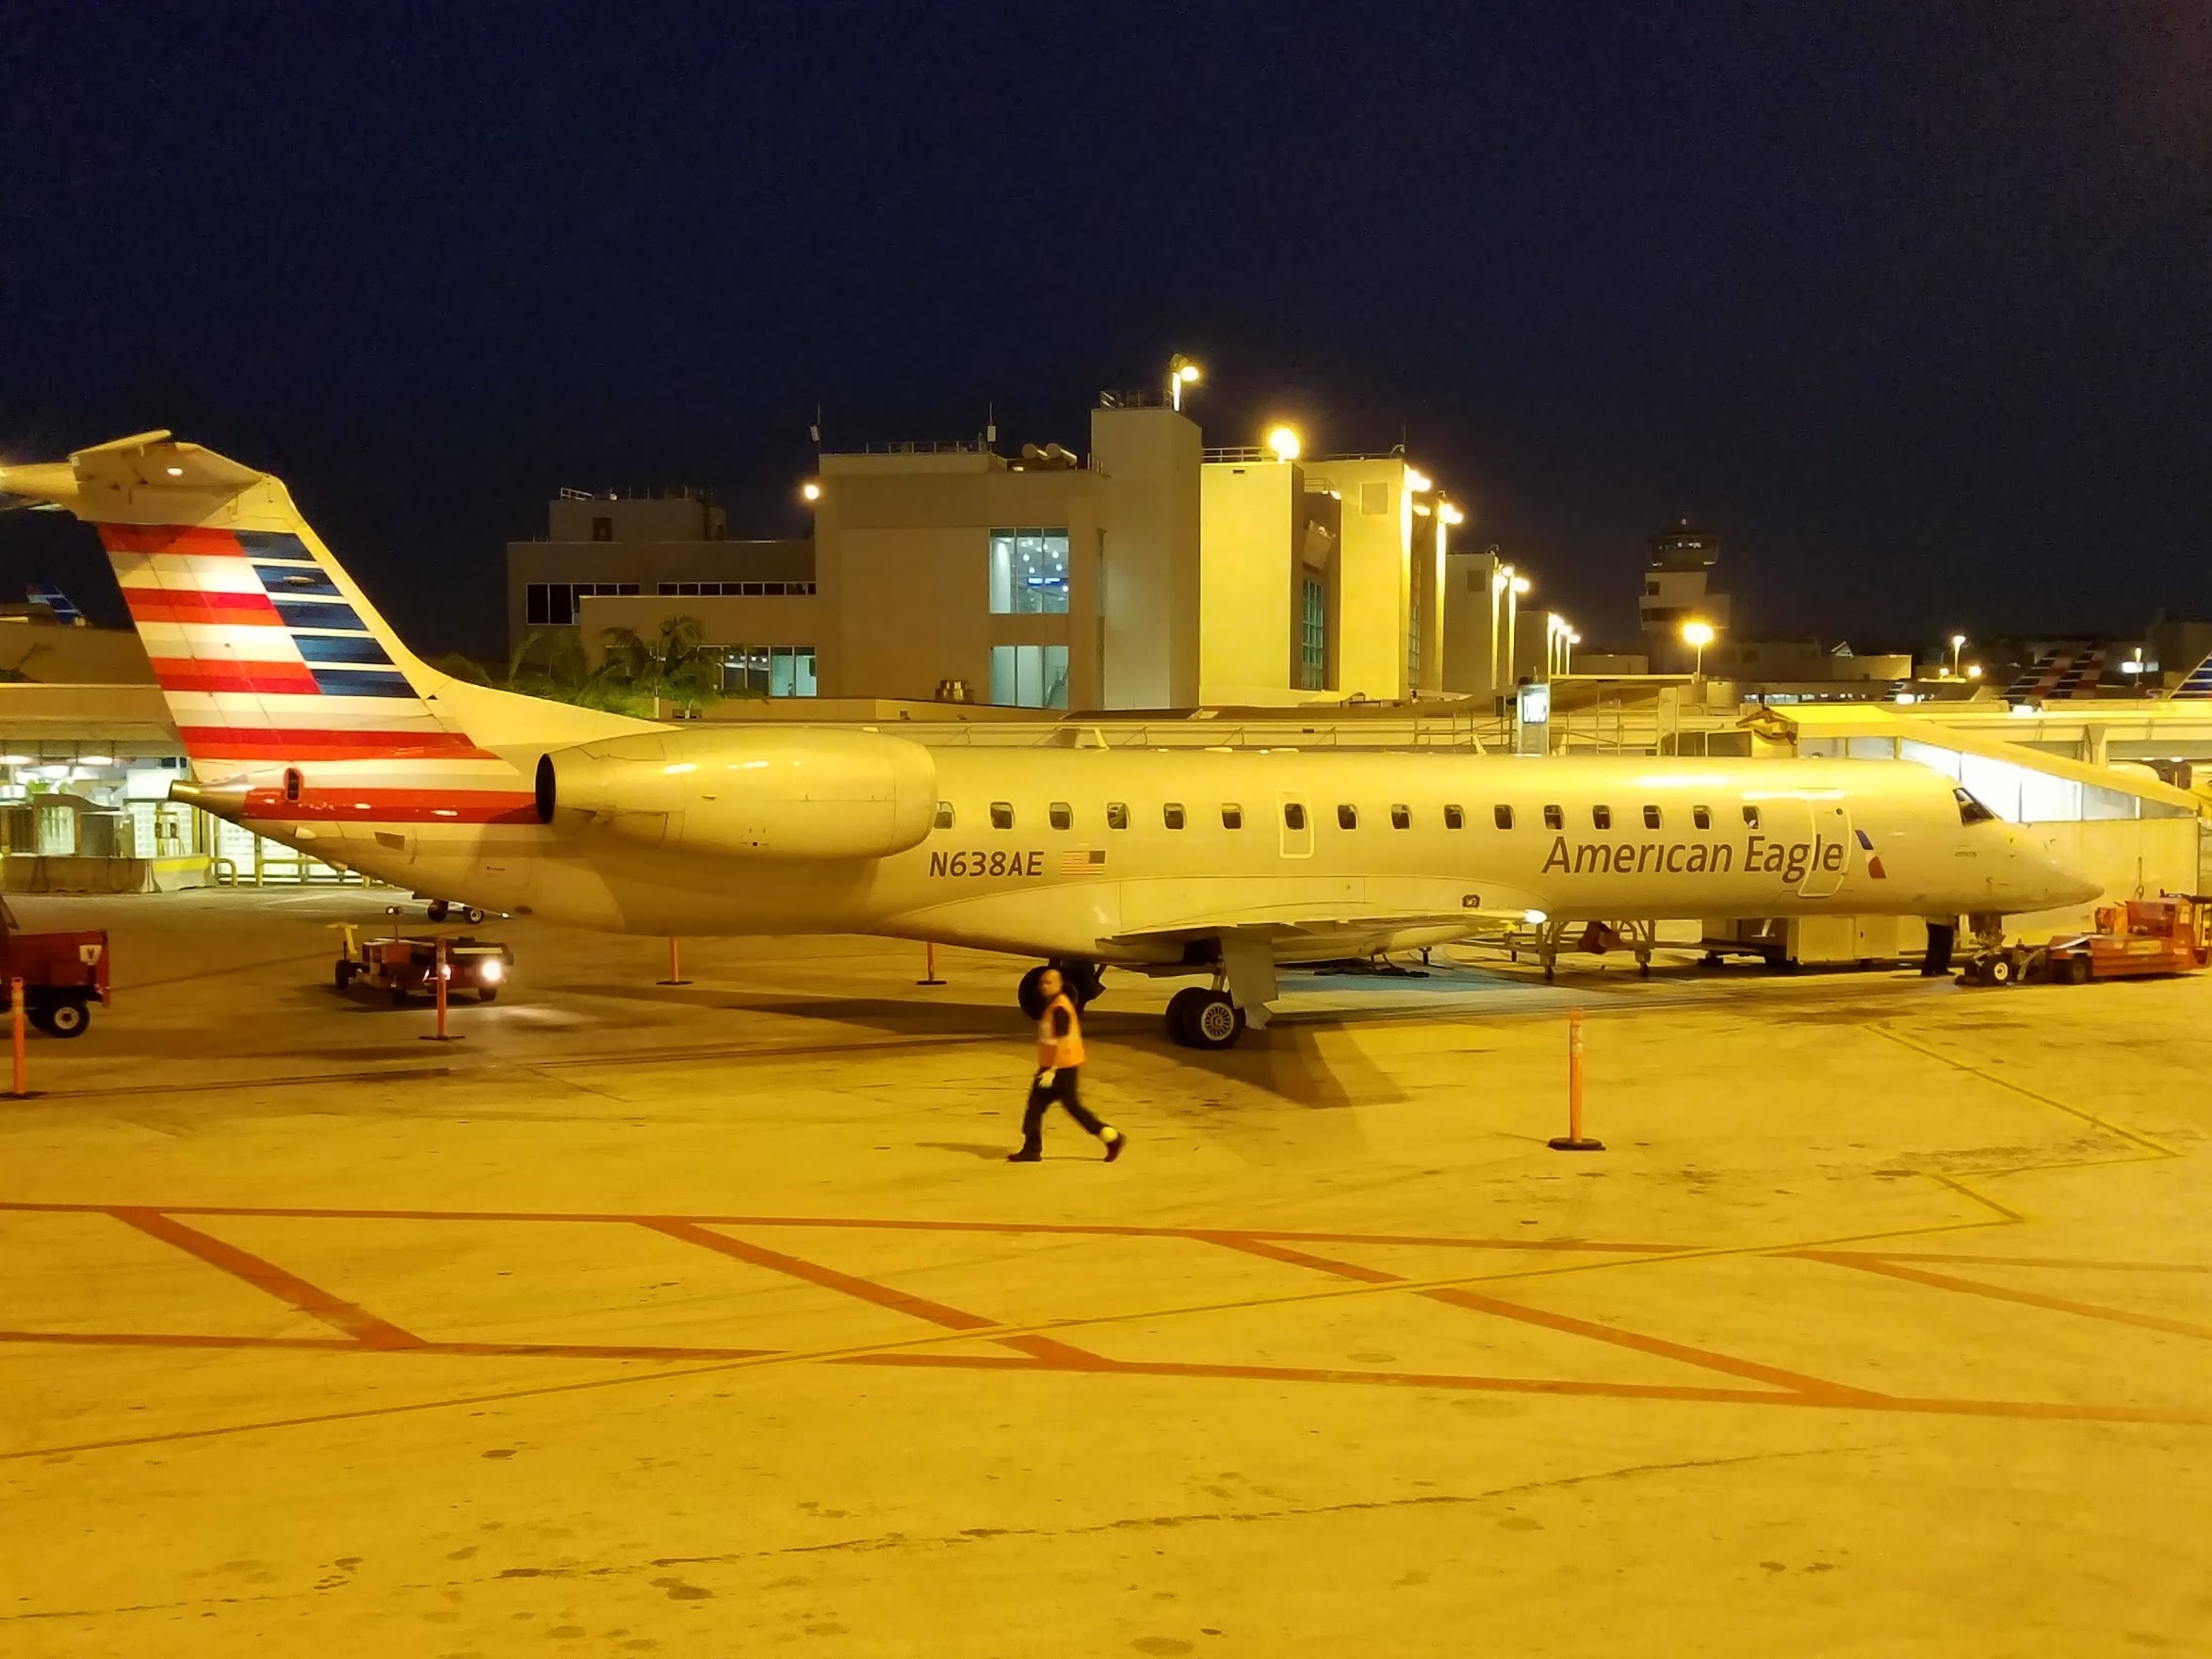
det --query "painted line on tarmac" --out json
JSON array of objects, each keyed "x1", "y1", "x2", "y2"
[
  {"x1": 638, "y1": 1217, "x2": 1107, "y2": 1367},
  {"x1": 109, "y1": 1208, "x2": 426, "y2": 1350},
  {"x1": 1789, "y1": 1249, "x2": 2212, "y2": 1343},
  {"x1": 0, "y1": 1196, "x2": 1684, "y2": 1253},
  {"x1": 1866, "y1": 1021, "x2": 2179, "y2": 1158},
  {"x1": 1206, "y1": 1231, "x2": 1883, "y2": 1402}
]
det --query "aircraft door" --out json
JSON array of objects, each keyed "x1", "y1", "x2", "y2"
[
  {"x1": 1277, "y1": 792, "x2": 1313, "y2": 859},
  {"x1": 1797, "y1": 800, "x2": 1851, "y2": 898}
]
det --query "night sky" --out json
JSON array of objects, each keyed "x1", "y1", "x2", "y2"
[{"x1": 2, "y1": 3, "x2": 2205, "y2": 660}]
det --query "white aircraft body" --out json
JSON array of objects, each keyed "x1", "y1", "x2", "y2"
[{"x1": 0, "y1": 433, "x2": 2100, "y2": 1047}]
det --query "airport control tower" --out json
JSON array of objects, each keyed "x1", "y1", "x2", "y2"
[{"x1": 1639, "y1": 521, "x2": 1731, "y2": 673}]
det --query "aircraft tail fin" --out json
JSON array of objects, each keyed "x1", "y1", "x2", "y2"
[{"x1": 0, "y1": 431, "x2": 482, "y2": 780}]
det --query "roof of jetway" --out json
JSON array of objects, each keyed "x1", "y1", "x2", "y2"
[{"x1": 1759, "y1": 702, "x2": 2203, "y2": 815}]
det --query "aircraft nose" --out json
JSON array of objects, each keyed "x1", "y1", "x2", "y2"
[{"x1": 2035, "y1": 847, "x2": 2102, "y2": 908}]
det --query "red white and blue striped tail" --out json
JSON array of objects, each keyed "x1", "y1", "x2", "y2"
[{"x1": 0, "y1": 431, "x2": 490, "y2": 785}]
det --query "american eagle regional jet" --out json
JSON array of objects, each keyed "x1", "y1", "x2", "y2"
[{"x1": 0, "y1": 433, "x2": 2099, "y2": 1048}]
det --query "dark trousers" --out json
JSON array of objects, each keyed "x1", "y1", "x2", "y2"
[{"x1": 1020, "y1": 1065, "x2": 1104, "y2": 1149}]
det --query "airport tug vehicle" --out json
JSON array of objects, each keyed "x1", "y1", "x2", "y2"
[
  {"x1": 0, "y1": 899, "x2": 109, "y2": 1036},
  {"x1": 334, "y1": 909, "x2": 512, "y2": 1004},
  {"x1": 1964, "y1": 895, "x2": 2212, "y2": 986}
]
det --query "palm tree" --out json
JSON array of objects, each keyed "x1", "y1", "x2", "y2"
[{"x1": 597, "y1": 614, "x2": 716, "y2": 717}]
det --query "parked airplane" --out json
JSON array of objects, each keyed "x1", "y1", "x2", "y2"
[{"x1": 1, "y1": 432, "x2": 2100, "y2": 1047}]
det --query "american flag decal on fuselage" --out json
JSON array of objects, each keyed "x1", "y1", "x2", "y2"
[{"x1": 1060, "y1": 848, "x2": 1107, "y2": 875}]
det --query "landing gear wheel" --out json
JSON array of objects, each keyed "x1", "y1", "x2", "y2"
[
  {"x1": 334, "y1": 960, "x2": 355, "y2": 989},
  {"x1": 1017, "y1": 966, "x2": 1049, "y2": 1020},
  {"x1": 1164, "y1": 986, "x2": 1209, "y2": 1046},
  {"x1": 1056, "y1": 958, "x2": 1105, "y2": 1008},
  {"x1": 45, "y1": 998, "x2": 89, "y2": 1037},
  {"x1": 462, "y1": 907, "x2": 486, "y2": 925},
  {"x1": 1985, "y1": 953, "x2": 2015, "y2": 986},
  {"x1": 1182, "y1": 990, "x2": 1244, "y2": 1051},
  {"x1": 2064, "y1": 955, "x2": 2090, "y2": 985},
  {"x1": 427, "y1": 899, "x2": 450, "y2": 922}
]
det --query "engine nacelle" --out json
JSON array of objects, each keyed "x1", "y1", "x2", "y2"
[{"x1": 535, "y1": 726, "x2": 936, "y2": 861}]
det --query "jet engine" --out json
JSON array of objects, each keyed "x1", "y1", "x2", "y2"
[{"x1": 535, "y1": 726, "x2": 936, "y2": 861}]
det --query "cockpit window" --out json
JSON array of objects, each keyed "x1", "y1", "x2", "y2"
[{"x1": 1955, "y1": 787, "x2": 1997, "y2": 825}]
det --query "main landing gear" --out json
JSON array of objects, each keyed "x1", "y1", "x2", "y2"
[
  {"x1": 1017, "y1": 959, "x2": 1106, "y2": 1019},
  {"x1": 1164, "y1": 986, "x2": 1244, "y2": 1050}
]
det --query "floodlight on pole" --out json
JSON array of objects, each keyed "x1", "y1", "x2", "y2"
[
  {"x1": 1949, "y1": 632, "x2": 1966, "y2": 675},
  {"x1": 800, "y1": 480, "x2": 821, "y2": 503},
  {"x1": 1405, "y1": 467, "x2": 1432, "y2": 493},
  {"x1": 1439, "y1": 501, "x2": 1465, "y2": 526},
  {"x1": 1682, "y1": 618, "x2": 1716, "y2": 677},
  {"x1": 1265, "y1": 425, "x2": 1301, "y2": 463},
  {"x1": 1511, "y1": 575, "x2": 1532, "y2": 595},
  {"x1": 1167, "y1": 354, "x2": 1203, "y2": 412}
]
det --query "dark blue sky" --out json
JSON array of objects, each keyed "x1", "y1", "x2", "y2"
[{"x1": 2, "y1": 2, "x2": 2205, "y2": 658}]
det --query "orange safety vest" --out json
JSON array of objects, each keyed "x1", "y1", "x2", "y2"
[{"x1": 1036, "y1": 993, "x2": 1085, "y2": 1069}]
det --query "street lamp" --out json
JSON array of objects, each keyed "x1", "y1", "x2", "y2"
[
  {"x1": 1265, "y1": 425, "x2": 1301, "y2": 463},
  {"x1": 1405, "y1": 467, "x2": 1432, "y2": 493},
  {"x1": 1682, "y1": 618, "x2": 1716, "y2": 677},
  {"x1": 1168, "y1": 355, "x2": 1202, "y2": 412},
  {"x1": 1949, "y1": 632, "x2": 1966, "y2": 676},
  {"x1": 800, "y1": 480, "x2": 821, "y2": 503},
  {"x1": 1439, "y1": 501, "x2": 1464, "y2": 526},
  {"x1": 1511, "y1": 575, "x2": 1532, "y2": 596}
]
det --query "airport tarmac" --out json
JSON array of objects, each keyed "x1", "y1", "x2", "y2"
[{"x1": 1, "y1": 886, "x2": 2207, "y2": 1656}]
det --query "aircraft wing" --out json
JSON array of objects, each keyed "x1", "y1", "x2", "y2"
[{"x1": 1101, "y1": 906, "x2": 1526, "y2": 951}]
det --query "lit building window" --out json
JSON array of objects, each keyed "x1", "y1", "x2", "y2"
[
  {"x1": 988, "y1": 643, "x2": 1069, "y2": 708},
  {"x1": 715, "y1": 645, "x2": 816, "y2": 697},
  {"x1": 1300, "y1": 578, "x2": 1326, "y2": 690},
  {"x1": 987, "y1": 529, "x2": 1070, "y2": 615}
]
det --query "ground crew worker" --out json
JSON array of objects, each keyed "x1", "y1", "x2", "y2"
[{"x1": 1007, "y1": 967, "x2": 1125, "y2": 1163}]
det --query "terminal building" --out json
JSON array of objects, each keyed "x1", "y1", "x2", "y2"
[{"x1": 506, "y1": 395, "x2": 1525, "y2": 713}]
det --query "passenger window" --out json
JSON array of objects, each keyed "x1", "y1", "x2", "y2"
[
  {"x1": 1643, "y1": 805, "x2": 1662, "y2": 830},
  {"x1": 1954, "y1": 788, "x2": 1997, "y2": 825},
  {"x1": 934, "y1": 802, "x2": 954, "y2": 830},
  {"x1": 1543, "y1": 805, "x2": 1563, "y2": 830},
  {"x1": 1444, "y1": 804, "x2": 1465, "y2": 830},
  {"x1": 1338, "y1": 804, "x2": 1358, "y2": 830},
  {"x1": 1107, "y1": 802, "x2": 1130, "y2": 830},
  {"x1": 1283, "y1": 802, "x2": 1307, "y2": 831},
  {"x1": 1391, "y1": 805, "x2": 1410, "y2": 830},
  {"x1": 1742, "y1": 805, "x2": 1761, "y2": 829},
  {"x1": 1693, "y1": 805, "x2": 1711, "y2": 830},
  {"x1": 1221, "y1": 804, "x2": 1244, "y2": 829},
  {"x1": 1592, "y1": 805, "x2": 1612, "y2": 830},
  {"x1": 1163, "y1": 803, "x2": 1186, "y2": 830},
  {"x1": 1494, "y1": 805, "x2": 1514, "y2": 830},
  {"x1": 990, "y1": 802, "x2": 1014, "y2": 830},
  {"x1": 1049, "y1": 802, "x2": 1071, "y2": 830}
]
